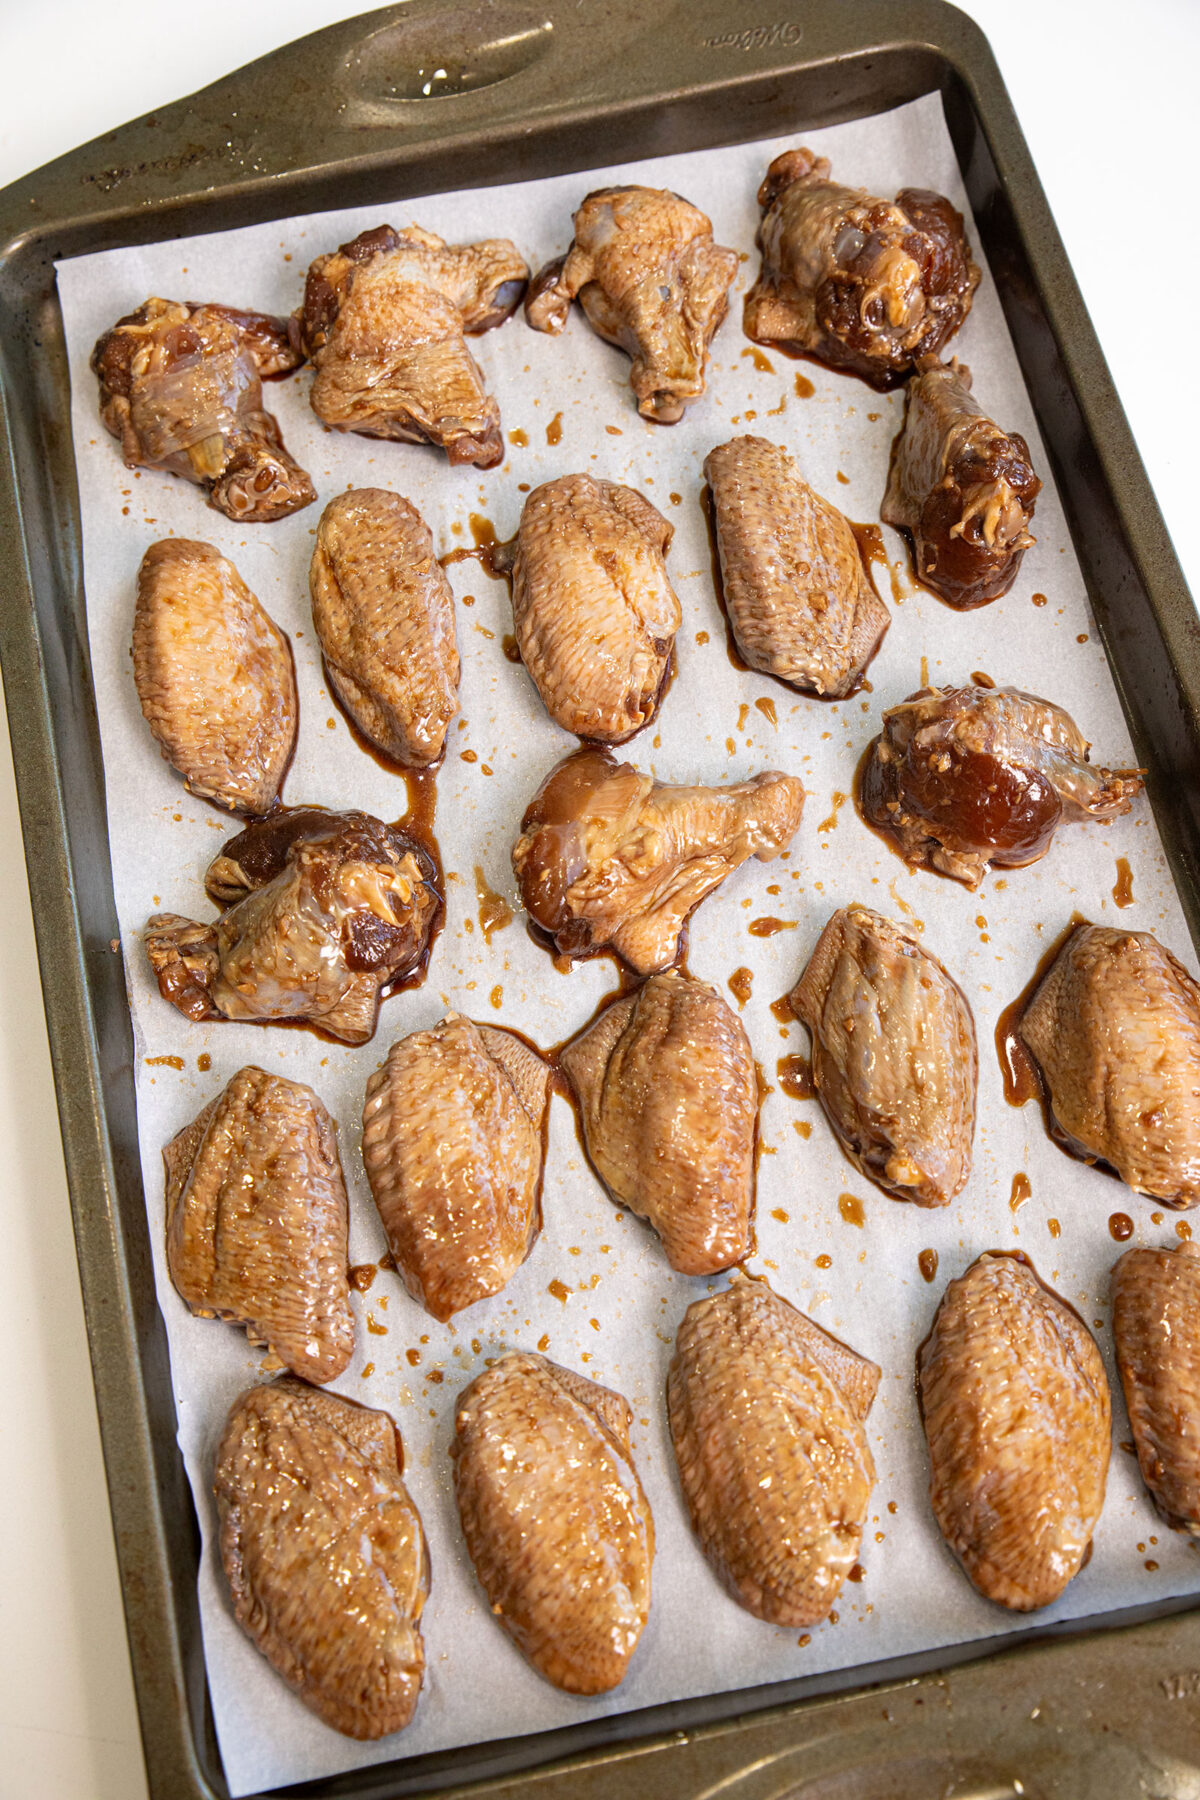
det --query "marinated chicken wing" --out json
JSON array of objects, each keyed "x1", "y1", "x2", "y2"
[
  {"x1": 146, "y1": 807, "x2": 442, "y2": 1044},
  {"x1": 1018, "y1": 924, "x2": 1200, "y2": 1207},
  {"x1": 451, "y1": 1351, "x2": 653, "y2": 1693},
  {"x1": 310, "y1": 488, "x2": 460, "y2": 767},
  {"x1": 791, "y1": 906, "x2": 976, "y2": 1207},
  {"x1": 164, "y1": 1066, "x2": 352, "y2": 1382},
  {"x1": 858, "y1": 684, "x2": 1143, "y2": 887},
  {"x1": 918, "y1": 1252, "x2": 1111, "y2": 1610},
  {"x1": 882, "y1": 358, "x2": 1040, "y2": 608},
  {"x1": 1112, "y1": 1240, "x2": 1200, "y2": 1533},
  {"x1": 215, "y1": 1378, "x2": 428, "y2": 1738},
  {"x1": 704, "y1": 435, "x2": 888, "y2": 697},
  {"x1": 744, "y1": 149, "x2": 979, "y2": 387},
  {"x1": 293, "y1": 224, "x2": 528, "y2": 467},
  {"x1": 560, "y1": 971, "x2": 755, "y2": 1272},
  {"x1": 361, "y1": 1015, "x2": 551, "y2": 1321},
  {"x1": 668, "y1": 1273, "x2": 878, "y2": 1627},
  {"x1": 91, "y1": 297, "x2": 314, "y2": 520},
  {"x1": 512, "y1": 747, "x2": 805, "y2": 973},
  {"x1": 526, "y1": 186, "x2": 737, "y2": 422}
]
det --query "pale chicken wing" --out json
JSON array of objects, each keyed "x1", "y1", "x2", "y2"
[{"x1": 1112, "y1": 1240, "x2": 1200, "y2": 1533}]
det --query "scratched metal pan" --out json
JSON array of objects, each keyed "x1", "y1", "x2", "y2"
[{"x1": 1, "y1": 1, "x2": 1198, "y2": 1795}]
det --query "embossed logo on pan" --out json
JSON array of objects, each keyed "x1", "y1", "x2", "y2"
[{"x1": 703, "y1": 22, "x2": 803, "y2": 51}]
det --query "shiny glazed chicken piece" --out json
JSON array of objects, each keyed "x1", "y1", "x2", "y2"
[
  {"x1": 1018, "y1": 924, "x2": 1200, "y2": 1207},
  {"x1": 883, "y1": 358, "x2": 1040, "y2": 608},
  {"x1": 918, "y1": 1252, "x2": 1111, "y2": 1610},
  {"x1": 560, "y1": 970, "x2": 756, "y2": 1273},
  {"x1": 859, "y1": 684, "x2": 1143, "y2": 888},
  {"x1": 451, "y1": 1351, "x2": 654, "y2": 1693},
  {"x1": 791, "y1": 906, "x2": 976, "y2": 1207},
  {"x1": 145, "y1": 807, "x2": 442, "y2": 1044},
  {"x1": 293, "y1": 224, "x2": 528, "y2": 467},
  {"x1": 1111, "y1": 1240, "x2": 1200, "y2": 1533},
  {"x1": 215, "y1": 1377, "x2": 428, "y2": 1738},
  {"x1": 512, "y1": 747, "x2": 805, "y2": 973},
  {"x1": 526, "y1": 186, "x2": 738, "y2": 422},
  {"x1": 361, "y1": 1014, "x2": 551, "y2": 1320},
  {"x1": 133, "y1": 539, "x2": 297, "y2": 815},
  {"x1": 744, "y1": 149, "x2": 980, "y2": 387},
  {"x1": 91, "y1": 297, "x2": 314, "y2": 520},
  {"x1": 164, "y1": 1066, "x2": 353, "y2": 1383},
  {"x1": 704, "y1": 435, "x2": 888, "y2": 697},
  {"x1": 668, "y1": 1274, "x2": 878, "y2": 1627},
  {"x1": 310, "y1": 488, "x2": 460, "y2": 767}
]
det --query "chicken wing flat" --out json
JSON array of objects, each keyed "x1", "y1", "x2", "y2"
[
  {"x1": 310, "y1": 488, "x2": 460, "y2": 767},
  {"x1": 526, "y1": 186, "x2": 737, "y2": 422},
  {"x1": 791, "y1": 906, "x2": 976, "y2": 1207},
  {"x1": 744, "y1": 149, "x2": 979, "y2": 387},
  {"x1": 361, "y1": 1015, "x2": 551, "y2": 1321},
  {"x1": 91, "y1": 297, "x2": 314, "y2": 520},
  {"x1": 293, "y1": 223, "x2": 528, "y2": 467},
  {"x1": 668, "y1": 1273, "x2": 878, "y2": 1628},
  {"x1": 215, "y1": 1377, "x2": 428, "y2": 1738},
  {"x1": 560, "y1": 970, "x2": 755, "y2": 1272},
  {"x1": 451, "y1": 1351, "x2": 653, "y2": 1693},
  {"x1": 1112, "y1": 1240, "x2": 1200, "y2": 1533},
  {"x1": 704, "y1": 435, "x2": 888, "y2": 697},
  {"x1": 164, "y1": 1066, "x2": 352, "y2": 1382},
  {"x1": 512, "y1": 747, "x2": 805, "y2": 973},
  {"x1": 858, "y1": 684, "x2": 1143, "y2": 888},
  {"x1": 918, "y1": 1252, "x2": 1111, "y2": 1611},
  {"x1": 146, "y1": 807, "x2": 442, "y2": 1044},
  {"x1": 1018, "y1": 924, "x2": 1200, "y2": 1207}
]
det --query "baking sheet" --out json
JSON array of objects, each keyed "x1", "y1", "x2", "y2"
[{"x1": 55, "y1": 92, "x2": 1200, "y2": 1798}]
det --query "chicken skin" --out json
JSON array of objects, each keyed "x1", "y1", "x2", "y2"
[
  {"x1": 918, "y1": 1252, "x2": 1111, "y2": 1611},
  {"x1": 704, "y1": 435, "x2": 888, "y2": 697},
  {"x1": 91, "y1": 297, "x2": 314, "y2": 520},
  {"x1": 526, "y1": 186, "x2": 737, "y2": 422},
  {"x1": 310, "y1": 488, "x2": 460, "y2": 767},
  {"x1": 293, "y1": 223, "x2": 527, "y2": 467},
  {"x1": 146, "y1": 807, "x2": 442, "y2": 1044},
  {"x1": 215, "y1": 1378, "x2": 428, "y2": 1738},
  {"x1": 560, "y1": 970, "x2": 756, "y2": 1273},
  {"x1": 668, "y1": 1273, "x2": 878, "y2": 1628},
  {"x1": 791, "y1": 906, "x2": 976, "y2": 1207},
  {"x1": 361, "y1": 1015, "x2": 551, "y2": 1321},
  {"x1": 1018, "y1": 924, "x2": 1200, "y2": 1207},
  {"x1": 744, "y1": 149, "x2": 979, "y2": 387},
  {"x1": 1112, "y1": 1240, "x2": 1200, "y2": 1533},
  {"x1": 451, "y1": 1351, "x2": 654, "y2": 1693},
  {"x1": 882, "y1": 358, "x2": 1040, "y2": 608},
  {"x1": 858, "y1": 684, "x2": 1143, "y2": 887},
  {"x1": 512, "y1": 747, "x2": 805, "y2": 972}
]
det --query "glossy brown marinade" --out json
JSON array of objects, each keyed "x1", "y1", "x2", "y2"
[{"x1": 1112, "y1": 1240, "x2": 1200, "y2": 1533}]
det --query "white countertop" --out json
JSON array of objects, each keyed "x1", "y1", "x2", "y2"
[{"x1": 0, "y1": 4, "x2": 1195, "y2": 1795}]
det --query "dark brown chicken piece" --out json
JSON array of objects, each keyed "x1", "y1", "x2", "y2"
[
  {"x1": 1112, "y1": 1240, "x2": 1200, "y2": 1533},
  {"x1": 293, "y1": 223, "x2": 528, "y2": 467},
  {"x1": 512, "y1": 747, "x2": 805, "y2": 973},
  {"x1": 310, "y1": 488, "x2": 460, "y2": 767},
  {"x1": 560, "y1": 971, "x2": 755, "y2": 1272},
  {"x1": 145, "y1": 807, "x2": 442, "y2": 1044},
  {"x1": 215, "y1": 1378, "x2": 428, "y2": 1738},
  {"x1": 791, "y1": 906, "x2": 976, "y2": 1207},
  {"x1": 164, "y1": 1066, "x2": 352, "y2": 1383},
  {"x1": 668, "y1": 1273, "x2": 878, "y2": 1627},
  {"x1": 744, "y1": 149, "x2": 980, "y2": 387},
  {"x1": 91, "y1": 297, "x2": 314, "y2": 520},
  {"x1": 882, "y1": 358, "x2": 1040, "y2": 607},
  {"x1": 526, "y1": 186, "x2": 737, "y2": 422},
  {"x1": 1018, "y1": 924, "x2": 1200, "y2": 1207},
  {"x1": 361, "y1": 1014, "x2": 551, "y2": 1321},
  {"x1": 452, "y1": 1351, "x2": 654, "y2": 1693},
  {"x1": 704, "y1": 435, "x2": 888, "y2": 696},
  {"x1": 918, "y1": 1252, "x2": 1111, "y2": 1611},
  {"x1": 858, "y1": 684, "x2": 1143, "y2": 888}
]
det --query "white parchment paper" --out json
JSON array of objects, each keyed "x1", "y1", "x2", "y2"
[{"x1": 56, "y1": 94, "x2": 1200, "y2": 1798}]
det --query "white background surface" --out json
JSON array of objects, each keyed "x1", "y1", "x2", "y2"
[{"x1": 0, "y1": 4, "x2": 1196, "y2": 1797}]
